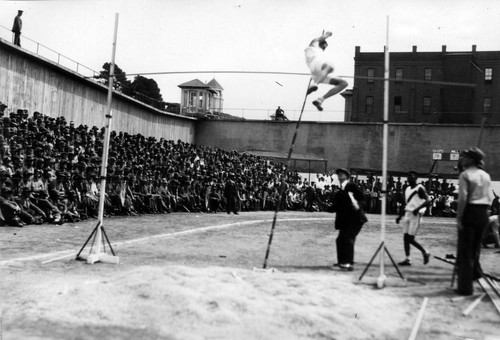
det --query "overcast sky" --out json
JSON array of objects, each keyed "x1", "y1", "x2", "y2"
[{"x1": 1, "y1": 0, "x2": 499, "y2": 121}]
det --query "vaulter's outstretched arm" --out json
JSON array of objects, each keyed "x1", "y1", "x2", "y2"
[{"x1": 309, "y1": 31, "x2": 332, "y2": 46}]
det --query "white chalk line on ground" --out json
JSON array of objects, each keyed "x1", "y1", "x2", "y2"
[
  {"x1": 1, "y1": 217, "x2": 333, "y2": 265},
  {"x1": 1, "y1": 216, "x2": 455, "y2": 265}
]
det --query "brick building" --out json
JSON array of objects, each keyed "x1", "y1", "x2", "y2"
[{"x1": 343, "y1": 45, "x2": 500, "y2": 124}]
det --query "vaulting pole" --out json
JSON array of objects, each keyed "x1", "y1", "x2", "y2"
[
  {"x1": 262, "y1": 77, "x2": 312, "y2": 269},
  {"x1": 377, "y1": 16, "x2": 390, "y2": 288}
]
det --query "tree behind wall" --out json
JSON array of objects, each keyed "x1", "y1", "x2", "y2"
[
  {"x1": 96, "y1": 63, "x2": 165, "y2": 110},
  {"x1": 131, "y1": 76, "x2": 164, "y2": 110},
  {"x1": 95, "y1": 62, "x2": 133, "y2": 96}
]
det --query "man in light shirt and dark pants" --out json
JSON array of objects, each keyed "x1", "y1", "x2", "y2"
[{"x1": 456, "y1": 147, "x2": 494, "y2": 295}]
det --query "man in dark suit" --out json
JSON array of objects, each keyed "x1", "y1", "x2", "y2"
[
  {"x1": 331, "y1": 168, "x2": 368, "y2": 271},
  {"x1": 224, "y1": 173, "x2": 240, "y2": 215}
]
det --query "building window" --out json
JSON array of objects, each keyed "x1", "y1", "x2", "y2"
[
  {"x1": 395, "y1": 68, "x2": 403, "y2": 81},
  {"x1": 483, "y1": 97, "x2": 492, "y2": 113},
  {"x1": 423, "y1": 96, "x2": 431, "y2": 115},
  {"x1": 189, "y1": 91, "x2": 197, "y2": 107},
  {"x1": 365, "y1": 96, "x2": 373, "y2": 114},
  {"x1": 485, "y1": 68, "x2": 493, "y2": 81},
  {"x1": 424, "y1": 68, "x2": 432, "y2": 81},
  {"x1": 199, "y1": 93, "x2": 205, "y2": 109},
  {"x1": 394, "y1": 96, "x2": 402, "y2": 114},
  {"x1": 183, "y1": 90, "x2": 188, "y2": 106},
  {"x1": 367, "y1": 68, "x2": 375, "y2": 83}
]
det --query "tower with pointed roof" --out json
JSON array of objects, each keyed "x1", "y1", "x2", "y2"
[{"x1": 178, "y1": 78, "x2": 224, "y2": 117}]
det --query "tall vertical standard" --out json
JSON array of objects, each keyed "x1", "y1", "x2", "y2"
[{"x1": 78, "y1": 13, "x2": 120, "y2": 265}]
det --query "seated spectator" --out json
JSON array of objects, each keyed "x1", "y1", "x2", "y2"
[
  {"x1": 3, "y1": 107, "x2": 398, "y2": 229},
  {"x1": 16, "y1": 187, "x2": 45, "y2": 225},
  {"x1": 36, "y1": 190, "x2": 63, "y2": 225},
  {"x1": 0, "y1": 188, "x2": 24, "y2": 227},
  {"x1": 208, "y1": 185, "x2": 222, "y2": 213}
]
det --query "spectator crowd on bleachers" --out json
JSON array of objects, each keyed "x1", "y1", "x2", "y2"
[{"x1": 1, "y1": 106, "x2": 498, "y2": 228}]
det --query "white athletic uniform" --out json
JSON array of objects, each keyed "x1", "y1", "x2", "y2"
[
  {"x1": 401, "y1": 184, "x2": 427, "y2": 235},
  {"x1": 304, "y1": 40, "x2": 334, "y2": 85}
]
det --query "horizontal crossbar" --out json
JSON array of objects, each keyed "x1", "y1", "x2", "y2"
[{"x1": 122, "y1": 70, "x2": 476, "y2": 87}]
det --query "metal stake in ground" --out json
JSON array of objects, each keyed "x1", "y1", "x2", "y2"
[{"x1": 262, "y1": 77, "x2": 312, "y2": 269}]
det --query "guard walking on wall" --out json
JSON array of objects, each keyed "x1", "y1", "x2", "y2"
[{"x1": 12, "y1": 10, "x2": 23, "y2": 47}]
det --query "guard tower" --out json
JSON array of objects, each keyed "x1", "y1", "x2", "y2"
[{"x1": 178, "y1": 78, "x2": 224, "y2": 117}]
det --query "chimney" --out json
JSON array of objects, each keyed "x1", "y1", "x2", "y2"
[
  {"x1": 412, "y1": 46, "x2": 417, "y2": 53},
  {"x1": 472, "y1": 45, "x2": 477, "y2": 52},
  {"x1": 355, "y1": 46, "x2": 360, "y2": 55},
  {"x1": 441, "y1": 45, "x2": 447, "y2": 53}
]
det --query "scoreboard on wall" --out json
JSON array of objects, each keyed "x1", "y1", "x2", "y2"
[{"x1": 432, "y1": 149, "x2": 461, "y2": 161}]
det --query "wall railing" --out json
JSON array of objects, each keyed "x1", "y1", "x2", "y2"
[{"x1": 0, "y1": 24, "x2": 98, "y2": 78}]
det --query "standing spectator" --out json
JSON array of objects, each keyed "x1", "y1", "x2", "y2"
[
  {"x1": 456, "y1": 147, "x2": 493, "y2": 295},
  {"x1": 304, "y1": 183, "x2": 316, "y2": 212},
  {"x1": 12, "y1": 10, "x2": 23, "y2": 47},
  {"x1": 331, "y1": 168, "x2": 367, "y2": 271},
  {"x1": 224, "y1": 173, "x2": 240, "y2": 215},
  {"x1": 395, "y1": 171, "x2": 431, "y2": 266},
  {"x1": 279, "y1": 176, "x2": 289, "y2": 211}
]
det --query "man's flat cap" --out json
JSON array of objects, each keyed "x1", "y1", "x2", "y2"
[{"x1": 335, "y1": 168, "x2": 350, "y2": 178}]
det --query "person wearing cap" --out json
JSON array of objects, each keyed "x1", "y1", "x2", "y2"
[
  {"x1": 1, "y1": 157, "x2": 14, "y2": 176},
  {"x1": 395, "y1": 171, "x2": 431, "y2": 266},
  {"x1": 16, "y1": 187, "x2": 46, "y2": 225},
  {"x1": 331, "y1": 168, "x2": 367, "y2": 271},
  {"x1": 126, "y1": 176, "x2": 146, "y2": 214},
  {"x1": 64, "y1": 190, "x2": 82, "y2": 222},
  {"x1": 304, "y1": 182, "x2": 316, "y2": 212},
  {"x1": 224, "y1": 173, "x2": 241, "y2": 215},
  {"x1": 208, "y1": 184, "x2": 222, "y2": 213},
  {"x1": 274, "y1": 106, "x2": 288, "y2": 121},
  {"x1": 157, "y1": 178, "x2": 173, "y2": 214},
  {"x1": 456, "y1": 147, "x2": 494, "y2": 295},
  {"x1": 0, "y1": 188, "x2": 24, "y2": 227},
  {"x1": 27, "y1": 169, "x2": 46, "y2": 193},
  {"x1": 12, "y1": 10, "x2": 23, "y2": 47},
  {"x1": 304, "y1": 31, "x2": 348, "y2": 112},
  {"x1": 33, "y1": 189, "x2": 63, "y2": 224}
]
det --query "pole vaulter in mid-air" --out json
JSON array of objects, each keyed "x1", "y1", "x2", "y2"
[{"x1": 304, "y1": 31, "x2": 348, "y2": 112}]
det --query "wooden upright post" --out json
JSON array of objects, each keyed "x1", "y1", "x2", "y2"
[{"x1": 78, "y1": 13, "x2": 120, "y2": 265}]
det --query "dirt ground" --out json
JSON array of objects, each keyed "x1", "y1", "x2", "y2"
[{"x1": 1, "y1": 211, "x2": 499, "y2": 340}]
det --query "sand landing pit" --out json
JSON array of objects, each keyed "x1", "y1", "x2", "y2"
[
  {"x1": 4, "y1": 265, "x2": 411, "y2": 340},
  {"x1": 1, "y1": 212, "x2": 499, "y2": 339}
]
